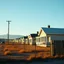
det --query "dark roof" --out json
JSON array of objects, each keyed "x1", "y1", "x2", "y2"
[
  {"x1": 24, "y1": 36, "x2": 28, "y2": 39},
  {"x1": 42, "y1": 27, "x2": 64, "y2": 34},
  {"x1": 30, "y1": 34, "x2": 38, "y2": 37}
]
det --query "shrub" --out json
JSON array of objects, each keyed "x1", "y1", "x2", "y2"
[
  {"x1": 4, "y1": 48, "x2": 8, "y2": 51},
  {"x1": 18, "y1": 49, "x2": 24, "y2": 54},
  {"x1": 27, "y1": 54, "x2": 35, "y2": 60},
  {"x1": 4, "y1": 51, "x2": 12, "y2": 55},
  {"x1": 25, "y1": 50, "x2": 32, "y2": 53}
]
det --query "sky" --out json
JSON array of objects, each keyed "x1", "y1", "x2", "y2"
[{"x1": 0, "y1": 0, "x2": 64, "y2": 35}]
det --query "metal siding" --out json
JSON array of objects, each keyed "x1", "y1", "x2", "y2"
[{"x1": 51, "y1": 36, "x2": 64, "y2": 40}]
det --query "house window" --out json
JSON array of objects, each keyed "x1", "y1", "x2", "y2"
[
  {"x1": 29, "y1": 39, "x2": 32, "y2": 43},
  {"x1": 40, "y1": 37, "x2": 46, "y2": 42},
  {"x1": 36, "y1": 38, "x2": 40, "y2": 42},
  {"x1": 26, "y1": 39, "x2": 28, "y2": 43}
]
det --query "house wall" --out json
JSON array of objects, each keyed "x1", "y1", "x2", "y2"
[
  {"x1": 21, "y1": 38, "x2": 24, "y2": 44},
  {"x1": 18, "y1": 39, "x2": 22, "y2": 43},
  {"x1": 25, "y1": 39, "x2": 29, "y2": 44},
  {"x1": 29, "y1": 37, "x2": 36, "y2": 45},
  {"x1": 51, "y1": 40, "x2": 64, "y2": 56},
  {"x1": 36, "y1": 37, "x2": 47, "y2": 47},
  {"x1": 36, "y1": 29, "x2": 47, "y2": 47},
  {"x1": 29, "y1": 38, "x2": 32, "y2": 45},
  {"x1": 20, "y1": 37, "x2": 28, "y2": 44},
  {"x1": 28, "y1": 35, "x2": 32, "y2": 45},
  {"x1": 28, "y1": 35, "x2": 36, "y2": 45},
  {"x1": 14, "y1": 39, "x2": 18, "y2": 43},
  {"x1": 39, "y1": 28, "x2": 46, "y2": 37},
  {"x1": 48, "y1": 35, "x2": 64, "y2": 56},
  {"x1": 36, "y1": 37, "x2": 40, "y2": 45},
  {"x1": 51, "y1": 35, "x2": 64, "y2": 40},
  {"x1": 47, "y1": 35, "x2": 64, "y2": 47},
  {"x1": 36, "y1": 29, "x2": 64, "y2": 47}
]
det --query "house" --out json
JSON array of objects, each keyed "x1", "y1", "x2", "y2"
[
  {"x1": 28, "y1": 34, "x2": 38, "y2": 45},
  {"x1": 20, "y1": 36, "x2": 28, "y2": 44},
  {"x1": 24, "y1": 36, "x2": 28, "y2": 44},
  {"x1": 36, "y1": 25, "x2": 64, "y2": 56},
  {"x1": 12, "y1": 38, "x2": 20, "y2": 44}
]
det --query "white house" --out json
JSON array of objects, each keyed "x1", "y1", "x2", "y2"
[
  {"x1": 36, "y1": 26, "x2": 64, "y2": 47},
  {"x1": 20, "y1": 36, "x2": 28, "y2": 44},
  {"x1": 28, "y1": 34, "x2": 38, "y2": 45}
]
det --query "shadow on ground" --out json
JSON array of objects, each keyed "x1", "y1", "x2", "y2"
[{"x1": 0, "y1": 58, "x2": 64, "y2": 64}]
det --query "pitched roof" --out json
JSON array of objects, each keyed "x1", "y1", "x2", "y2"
[
  {"x1": 24, "y1": 36, "x2": 28, "y2": 39},
  {"x1": 30, "y1": 34, "x2": 38, "y2": 37},
  {"x1": 42, "y1": 27, "x2": 64, "y2": 34}
]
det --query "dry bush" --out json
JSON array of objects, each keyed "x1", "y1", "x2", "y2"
[
  {"x1": 36, "y1": 47, "x2": 50, "y2": 52},
  {"x1": 18, "y1": 49, "x2": 24, "y2": 53},
  {"x1": 60, "y1": 55, "x2": 64, "y2": 58},
  {"x1": 0, "y1": 45, "x2": 3, "y2": 47},
  {"x1": 4, "y1": 44, "x2": 23, "y2": 51},
  {"x1": 37, "y1": 52, "x2": 50, "y2": 59},
  {"x1": 52, "y1": 55, "x2": 61, "y2": 58},
  {"x1": 4, "y1": 51, "x2": 12, "y2": 55},
  {"x1": 35, "y1": 51, "x2": 51, "y2": 59},
  {"x1": 4, "y1": 48, "x2": 8, "y2": 51},
  {"x1": 25, "y1": 50, "x2": 32, "y2": 53},
  {"x1": 36, "y1": 54, "x2": 41, "y2": 58},
  {"x1": 36, "y1": 52, "x2": 43, "y2": 58},
  {"x1": 27, "y1": 54, "x2": 35, "y2": 60},
  {"x1": 52, "y1": 55, "x2": 64, "y2": 58}
]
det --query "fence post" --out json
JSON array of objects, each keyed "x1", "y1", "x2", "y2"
[{"x1": 50, "y1": 40, "x2": 54, "y2": 56}]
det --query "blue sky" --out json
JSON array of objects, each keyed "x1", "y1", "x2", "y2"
[{"x1": 0, "y1": 0, "x2": 64, "y2": 35}]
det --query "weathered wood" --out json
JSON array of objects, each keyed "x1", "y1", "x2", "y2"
[{"x1": 50, "y1": 40, "x2": 54, "y2": 56}]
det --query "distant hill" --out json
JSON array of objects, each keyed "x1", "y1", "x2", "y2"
[{"x1": 0, "y1": 34, "x2": 24, "y2": 39}]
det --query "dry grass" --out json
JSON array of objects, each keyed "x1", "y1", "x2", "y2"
[
  {"x1": 4, "y1": 51, "x2": 12, "y2": 55},
  {"x1": 0, "y1": 44, "x2": 50, "y2": 55},
  {"x1": 1, "y1": 44, "x2": 64, "y2": 60},
  {"x1": 18, "y1": 49, "x2": 24, "y2": 54},
  {"x1": 4, "y1": 48, "x2": 8, "y2": 51},
  {"x1": 0, "y1": 44, "x2": 64, "y2": 61},
  {"x1": 27, "y1": 54, "x2": 35, "y2": 60}
]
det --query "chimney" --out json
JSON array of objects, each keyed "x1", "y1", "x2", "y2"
[
  {"x1": 37, "y1": 31, "x2": 39, "y2": 35},
  {"x1": 48, "y1": 25, "x2": 50, "y2": 28}
]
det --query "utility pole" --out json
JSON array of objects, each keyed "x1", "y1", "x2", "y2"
[{"x1": 6, "y1": 21, "x2": 11, "y2": 44}]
